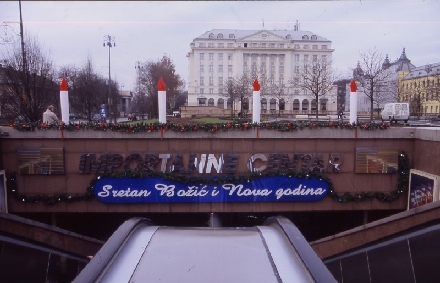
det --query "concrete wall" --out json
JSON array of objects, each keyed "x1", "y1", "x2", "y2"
[{"x1": 2, "y1": 125, "x2": 434, "y2": 215}]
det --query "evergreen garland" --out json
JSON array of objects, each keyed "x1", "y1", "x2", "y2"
[{"x1": 10, "y1": 120, "x2": 391, "y2": 133}]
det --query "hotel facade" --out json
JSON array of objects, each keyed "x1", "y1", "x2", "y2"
[{"x1": 186, "y1": 28, "x2": 337, "y2": 115}]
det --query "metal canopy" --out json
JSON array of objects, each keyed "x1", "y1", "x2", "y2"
[{"x1": 73, "y1": 216, "x2": 336, "y2": 283}]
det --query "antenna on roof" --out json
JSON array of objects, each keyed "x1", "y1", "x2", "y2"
[
  {"x1": 294, "y1": 20, "x2": 300, "y2": 31},
  {"x1": 262, "y1": 18, "x2": 264, "y2": 29}
]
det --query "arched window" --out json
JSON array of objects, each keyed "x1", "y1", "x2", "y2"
[
  {"x1": 270, "y1": 98, "x2": 277, "y2": 110},
  {"x1": 218, "y1": 98, "x2": 224, "y2": 108},
  {"x1": 311, "y1": 99, "x2": 317, "y2": 111},
  {"x1": 229, "y1": 34, "x2": 235, "y2": 39},
  {"x1": 242, "y1": 98, "x2": 249, "y2": 110},
  {"x1": 217, "y1": 33, "x2": 223, "y2": 39},
  {"x1": 209, "y1": 33, "x2": 215, "y2": 38},
  {"x1": 208, "y1": 98, "x2": 214, "y2": 106},
  {"x1": 302, "y1": 99, "x2": 309, "y2": 111},
  {"x1": 227, "y1": 98, "x2": 233, "y2": 110},
  {"x1": 293, "y1": 99, "x2": 300, "y2": 110},
  {"x1": 198, "y1": 96, "x2": 206, "y2": 106},
  {"x1": 279, "y1": 99, "x2": 285, "y2": 111},
  {"x1": 302, "y1": 35, "x2": 309, "y2": 40},
  {"x1": 261, "y1": 98, "x2": 267, "y2": 110},
  {"x1": 319, "y1": 98, "x2": 328, "y2": 111},
  {"x1": 311, "y1": 35, "x2": 317, "y2": 40},
  {"x1": 286, "y1": 34, "x2": 291, "y2": 39}
]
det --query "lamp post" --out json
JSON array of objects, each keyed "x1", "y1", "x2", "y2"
[
  {"x1": 135, "y1": 61, "x2": 141, "y2": 96},
  {"x1": 103, "y1": 35, "x2": 115, "y2": 122}
]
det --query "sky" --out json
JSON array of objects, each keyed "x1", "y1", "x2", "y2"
[{"x1": 1, "y1": 0, "x2": 439, "y2": 91}]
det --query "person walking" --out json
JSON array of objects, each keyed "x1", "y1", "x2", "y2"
[{"x1": 43, "y1": 105, "x2": 59, "y2": 124}]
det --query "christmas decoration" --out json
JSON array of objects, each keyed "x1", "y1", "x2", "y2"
[{"x1": 6, "y1": 152, "x2": 409, "y2": 205}]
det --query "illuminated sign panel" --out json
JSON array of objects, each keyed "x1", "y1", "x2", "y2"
[{"x1": 93, "y1": 175, "x2": 329, "y2": 203}]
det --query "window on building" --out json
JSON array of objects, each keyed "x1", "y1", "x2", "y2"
[
  {"x1": 261, "y1": 54, "x2": 267, "y2": 61},
  {"x1": 219, "y1": 77, "x2": 223, "y2": 86},
  {"x1": 320, "y1": 98, "x2": 327, "y2": 111},
  {"x1": 243, "y1": 54, "x2": 249, "y2": 61},
  {"x1": 279, "y1": 54, "x2": 285, "y2": 61},
  {"x1": 295, "y1": 65, "x2": 299, "y2": 74},
  {"x1": 252, "y1": 43, "x2": 258, "y2": 47},
  {"x1": 242, "y1": 98, "x2": 249, "y2": 110},
  {"x1": 293, "y1": 99, "x2": 300, "y2": 110},
  {"x1": 200, "y1": 76, "x2": 204, "y2": 86},
  {"x1": 209, "y1": 64, "x2": 213, "y2": 72},
  {"x1": 227, "y1": 43, "x2": 233, "y2": 48},
  {"x1": 229, "y1": 34, "x2": 235, "y2": 39},
  {"x1": 321, "y1": 45, "x2": 327, "y2": 49},
  {"x1": 295, "y1": 54, "x2": 300, "y2": 62},
  {"x1": 209, "y1": 33, "x2": 215, "y2": 38},
  {"x1": 313, "y1": 55, "x2": 317, "y2": 62},
  {"x1": 311, "y1": 35, "x2": 317, "y2": 40},
  {"x1": 218, "y1": 65, "x2": 223, "y2": 72},
  {"x1": 217, "y1": 33, "x2": 223, "y2": 39},
  {"x1": 218, "y1": 43, "x2": 224, "y2": 48},
  {"x1": 294, "y1": 44, "x2": 300, "y2": 49},
  {"x1": 302, "y1": 35, "x2": 309, "y2": 40},
  {"x1": 227, "y1": 98, "x2": 233, "y2": 110},
  {"x1": 322, "y1": 55, "x2": 327, "y2": 63},
  {"x1": 200, "y1": 65, "x2": 204, "y2": 72},
  {"x1": 302, "y1": 99, "x2": 309, "y2": 110},
  {"x1": 199, "y1": 43, "x2": 205, "y2": 48},
  {"x1": 200, "y1": 88, "x2": 204, "y2": 94},
  {"x1": 251, "y1": 54, "x2": 258, "y2": 61},
  {"x1": 218, "y1": 98, "x2": 224, "y2": 108},
  {"x1": 261, "y1": 98, "x2": 267, "y2": 110},
  {"x1": 270, "y1": 99, "x2": 277, "y2": 110},
  {"x1": 279, "y1": 65, "x2": 284, "y2": 73},
  {"x1": 228, "y1": 65, "x2": 233, "y2": 72},
  {"x1": 243, "y1": 63, "x2": 249, "y2": 72},
  {"x1": 304, "y1": 55, "x2": 309, "y2": 62},
  {"x1": 303, "y1": 45, "x2": 309, "y2": 49},
  {"x1": 198, "y1": 97, "x2": 206, "y2": 106},
  {"x1": 218, "y1": 53, "x2": 223, "y2": 60},
  {"x1": 228, "y1": 53, "x2": 233, "y2": 60},
  {"x1": 311, "y1": 99, "x2": 317, "y2": 111},
  {"x1": 279, "y1": 44, "x2": 284, "y2": 48},
  {"x1": 262, "y1": 43, "x2": 266, "y2": 48},
  {"x1": 208, "y1": 98, "x2": 214, "y2": 106},
  {"x1": 270, "y1": 43, "x2": 276, "y2": 48},
  {"x1": 270, "y1": 54, "x2": 276, "y2": 61},
  {"x1": 209, "y1": 88, "x2": 213, "y2": 94},
  {"x1": 270, "y1": 64, "x2": 275, "y2": 73},
  {"x1": 208, "y1": 43, "x2": 214, "y2": 48},
  {"x1": 200, "y1": 53, "x2": 205, "y2": 60},
  {"x1": 279, "y1": 99, "x2": 285, "y2": 110},
  {"x1": 209, "y1": 53, "x2": 214, "y2": 60},
  {"x1": 209, "y1": 76, "x2": 214, "y2": 86}
]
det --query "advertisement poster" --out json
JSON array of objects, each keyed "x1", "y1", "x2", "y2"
[{"x1": 408, "y1": 169, "x2": 439, "y2": 209}]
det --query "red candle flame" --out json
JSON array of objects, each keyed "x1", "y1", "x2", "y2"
[
  {"x1": 350, "y1": 80, "x2": 357, "y2": 92},
  {"x1": 158, "y1": 77, "x2": 166, "y2": 91},
  {"x1": 60, "y1": 77, "x2": 68, "y2": 91},
  {"x1": 253, "y1": 79, "x2": 260, "y2": 91}
]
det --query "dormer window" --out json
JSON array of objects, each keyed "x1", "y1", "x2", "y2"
[
  {"x1": 311, "y1": 35, "x2": 317, "y2": 40},
  {"x1": 217, "y1": 33, "x2": 223, "y2": 39},
  {"x1": 286, "y1": 34, "x2": 291, "y2": 39},
  {"x1": 209, "y1": 33, "x2": 215, "y2": 39},
  {"x1": 229, "y1": 34, "x2": 235, "y2": 39},
  {"x1": 302, "y1": 35, "x2": 309, "y2": 40}
]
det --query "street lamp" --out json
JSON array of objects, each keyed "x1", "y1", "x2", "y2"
[{"x1": 103, "y1": 35, "x2": 116, "y2": 122}]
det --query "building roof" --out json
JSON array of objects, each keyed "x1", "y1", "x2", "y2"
[
  {"x1": 403, "y1": 62, "x2": 440, "y2": 80},
  {"x1": 194, "y1": 29, "x2": 331, "y2": 42}
]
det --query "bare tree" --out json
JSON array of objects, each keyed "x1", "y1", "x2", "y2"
[
  {"x1": 289, "y1": 58, "x2": 336, "y2": 120},
  {"x1": 220, "y1": 73, "x2": 253, "y2": 117},
  {"x1": 133, "y1": 55, "x2": 184, "y2": 119},
  {"x1": 355, "y1": 48, "x2": 394, "y2": 120},
  {"x1": 0, "y1": 34, "x2": 57, "y2": 122}
]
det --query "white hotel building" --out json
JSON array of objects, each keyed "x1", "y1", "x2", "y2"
[{"x1": 186, "y1": 29, "x2": 336, "y2": 115}]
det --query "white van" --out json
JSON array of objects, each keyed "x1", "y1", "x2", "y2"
[{"x1": 381, "y1": 102, "x2": 410, "y2": 123}]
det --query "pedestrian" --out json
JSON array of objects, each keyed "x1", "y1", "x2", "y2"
[
  {"x1": 43, "y1": 105, "x2": 59, "y2": 124},
  {"x1": 338, "y1": 107, "x2": 344, "y2": 122}
]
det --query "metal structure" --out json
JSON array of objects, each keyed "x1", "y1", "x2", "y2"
[
  {"x1": 103, "y1": 35, "x2": 116, "y2": 122},
  {"x1": 73, "y1": 216, "x2": 336, "y2": 283}
]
